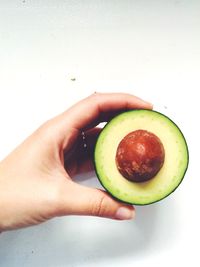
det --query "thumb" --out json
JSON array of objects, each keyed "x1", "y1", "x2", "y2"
[{"x1": 58, "y1": 182, "x2": 135, "y2": 220}]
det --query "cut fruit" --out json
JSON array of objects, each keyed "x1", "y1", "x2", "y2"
[{"x1": 94, "y1": 109, "x2": 189, "y2": 205}]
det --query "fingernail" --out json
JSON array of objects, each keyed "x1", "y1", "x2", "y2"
[{"x1": 115, "y1": 207, "x2": 135, "y2": 220}]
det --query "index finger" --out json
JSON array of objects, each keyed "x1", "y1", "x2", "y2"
[{"x1": 58, "y1": 93, "x2": 153, "y2": 131}]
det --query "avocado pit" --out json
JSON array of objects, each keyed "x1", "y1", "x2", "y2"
[{"x1": 116, "y1": 130, "x2": 165, "y2": 182}]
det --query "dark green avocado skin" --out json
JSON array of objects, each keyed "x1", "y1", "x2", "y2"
[{"x1": 93, "y1": 109, "x2": 189, "y2": 206}]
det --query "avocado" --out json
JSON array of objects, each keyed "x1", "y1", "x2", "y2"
[{"x1": 94, "y1": 109, "x2": 189, "y2": 205}]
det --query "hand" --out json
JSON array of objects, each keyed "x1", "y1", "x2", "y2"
[{"x1": 0, "y1": 93, "x2": 152, "y2": 231}]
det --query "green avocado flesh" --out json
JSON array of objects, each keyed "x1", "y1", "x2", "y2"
[{"x1": 94, "y1": 110, "x2": 189, "y2": 205}]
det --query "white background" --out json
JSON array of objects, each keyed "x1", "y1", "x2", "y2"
[{"x1": 0, "y1": 1, "x2": 199, "y2": 266}]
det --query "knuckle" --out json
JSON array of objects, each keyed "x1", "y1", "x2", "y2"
[
  {"x1": 33, "y1": 120, "x2": 53, "y2": 141},
  {"x1": 34, "y1": 119, "x2": 59, "y2": 146},
  {"x1": 38, "y1": 120, "x2": 54, "y2": 136},
  {"x1": 92, "y1": 193, "x2": 107, "y2": 217}
]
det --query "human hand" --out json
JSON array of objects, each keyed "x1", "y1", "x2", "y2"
[{"x1": 0, "y1": 93, "x2": 152, "y2": 231}]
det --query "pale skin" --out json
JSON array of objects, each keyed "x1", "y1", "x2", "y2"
[{"x1": 0, "y1": 93, "x2": 152, "y2": 232}]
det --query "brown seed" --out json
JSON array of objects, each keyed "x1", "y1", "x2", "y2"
[{"x1": 115, "y1": 130, "x2": 165, "y2": 182}]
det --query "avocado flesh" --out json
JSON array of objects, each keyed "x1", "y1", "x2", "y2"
[{"x1": 94, "y1": 109, "x2": 189, "y2": 205}]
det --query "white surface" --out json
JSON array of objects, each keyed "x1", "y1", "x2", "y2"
[{"x1": 0, "y1": 1, "x2": 199, "y2": 266}]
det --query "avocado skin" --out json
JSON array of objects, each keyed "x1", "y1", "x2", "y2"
[{"x1": 93, "y1": 109, "x2": 189, "y2": 206}]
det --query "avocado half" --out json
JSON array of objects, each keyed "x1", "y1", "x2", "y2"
[{"x1": 94, "y1": 109, "x2": 189, "y2": 205}]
